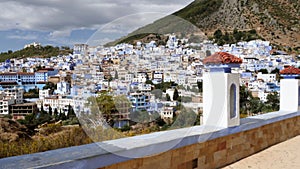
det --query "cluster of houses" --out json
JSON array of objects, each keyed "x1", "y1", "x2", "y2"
[{"x1": 0, "y1": 36, "x2": 298, "y2": 127}]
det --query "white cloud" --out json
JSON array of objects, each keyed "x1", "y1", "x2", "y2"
[
  {"x1": 0, "y1": 0, "x2": 193, "y2": 35},
  {"x1": 49, "y1": 29, "x2": 72, "y2": 38},
  {"x1": 7, "y1": 34, "x2": 38, "y2": 40},
  {"x1": 0, "y1": 0, "x2": 194, "y2": 49}
]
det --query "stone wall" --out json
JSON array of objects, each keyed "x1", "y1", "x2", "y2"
[
  {"x1": 1, "y1": 111, "x2": 300, "y2": 169},
  {"x1": 100, "y1": 115, "x2": 300, "y2": 169}
]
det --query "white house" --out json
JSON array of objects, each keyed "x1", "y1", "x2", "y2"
[
  {"x1": 160, "y1": 107, "x2": 174, "y2": 119},
  {"x1": 256, "y1": 72, "x2": 277, "y2": 83},
  {"x1": 55, "y1": 82, "x2": 71, "y2": 95},
  {"x1": 39, "y1": 89, "x2": 51, "y2": 100}
]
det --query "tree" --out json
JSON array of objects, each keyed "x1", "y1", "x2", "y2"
[
  {"x1": 197, "y1": 81, "x2": 203, "y2": 93},
  {"x1": 173, "y1": 88, "x2": 179, "y2": 101},
  {"x1": 223, "y1": 32, "x2": 230, "y2": 42},
  {"x1": 249, "y1": 98, "x2": 263, "y2": 114},
  {"x1": 233, "y1": 28, "x2": 239, "y2": 35},
  {"x1": 194, "y1": 112, "x2": 202, "y2": 126},
  {"x1": 59, "y1": 109, "x2": 67, "y2": 121},
  {"x1": 240, "y1": 85, "x2": 254, "y2": 115},
  {"x1": 40, "y1": 105, "x2": 46, "y2": 114},
  {"x1": 54, "y1": 108, "x2": 59, "y2": 121},
  {"x1": 257, "y1": 69, "x2": 268, "y2": 74},
  {"x1": 213, "y1": 29, "x2": 223, "y2": 39},
  {"x1": 166, "y1": 94, "x2": 171, "y2": 101},
  {"x1": 154, "y1": 82, "x2": 174, "y2": 92},
  {"x1": 249, "y1": 29, "x2": 257, "y2": 34},
  {"x1": 48, "y1": 106, "x2": 53, "y2": 116},
  {"x1": 155, "y1": 117, "x2": 166, "y2": 126},
  {"x1": 233, "y1": 29, "x2": 242, "y2": 41},
  {"x1": 96, "y1": 92, "x2": 117, "y2": 126},
  {"x1": 146, "y1": 79, "x2": 154, "y2": 85},
  {"x1": 67, "y1": 104, "x2": 76, "y2": 119},
  {"x1": 266, "y1": 92, "x2": 279, "y2": 111},
  {"x1": 271, "y1": 68, "x2": 280, "y2": 74},
  {"x1": 38, "y1": 112, "x2": 52, "y2": 124},
  {"x1": 43, "y1": 82, "x2": 56, "y2": 94}
]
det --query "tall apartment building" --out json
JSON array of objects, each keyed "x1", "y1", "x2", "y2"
[
  {"x1": 0, "y1": 93, "x2": 15, "y2": 115},
  {"x1": 0, "y1": 87, "x2": 24, "y2": 116},
  {"x1": 129, "y1": 92, "x2": 150, "y2": 112},
  {"x1": 1, "y1": 87, "x2": 24, "y2": 104}
]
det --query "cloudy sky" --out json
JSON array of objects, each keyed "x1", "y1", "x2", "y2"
[{"x1": 0, "y1": 0, "x2": 194, "y2": 52}]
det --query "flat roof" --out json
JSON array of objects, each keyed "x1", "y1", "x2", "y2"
[{"x1": 11, "y1": 102, "x2": 37, "y2": 107}]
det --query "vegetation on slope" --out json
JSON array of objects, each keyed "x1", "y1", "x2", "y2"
[
  {"x1": 211, "y1": 29, "x2": 264, "y2": 45},
  {"x1": 0, "y1": 126, "x2": 92, "y2": 158},
  {"x1": 107, "y1": 33, "x2": 168, "y2": 46},
  {"x1": 0, "y1": 45, "x2": 73, "y2": 62},
  {"x1": 173, "y1": 0, "x2": 223, "y2": 25}
]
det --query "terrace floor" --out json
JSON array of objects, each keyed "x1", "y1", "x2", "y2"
[{"x1": 223, "y1": 135, "x2": 300, "y2": 169}]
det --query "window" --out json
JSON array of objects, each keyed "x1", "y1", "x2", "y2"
[{"x1": 230, "y1": 84, "x2": 237, "y2": 119}]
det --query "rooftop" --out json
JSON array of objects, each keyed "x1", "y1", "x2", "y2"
[
  {"x1": 203, "y1": 52, "x2": 243, "y2": 65},
  {"x1": 280, "y1": 66, "x2": 300, "y2": 75},
  {"x1": 11, "y1": 102, "x2": 37, "y2": 107}
]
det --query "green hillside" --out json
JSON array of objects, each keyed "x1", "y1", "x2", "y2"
[{"x1": 0, "y1": 46, "x2": 73, "y2": 62}]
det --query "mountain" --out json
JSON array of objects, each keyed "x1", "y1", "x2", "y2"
[{"x1": 115, "y1": 0, "x2": 300, "y2": 52}]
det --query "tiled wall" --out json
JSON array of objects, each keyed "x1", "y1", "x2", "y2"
[{"x1": 101, "y1": 116, "x2": 300, "y2": 169}]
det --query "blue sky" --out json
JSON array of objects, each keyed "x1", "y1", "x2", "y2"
[{"x1": 0, "y1": 0, "x2": 193, "y2": 52}]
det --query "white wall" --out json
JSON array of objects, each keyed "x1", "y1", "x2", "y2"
[
  {"x1": 280, "y1": 79, "x2": 300, "y2": 112},
  {"x1": 203, "y1": 72, "x2": 240, "y2": 128}
]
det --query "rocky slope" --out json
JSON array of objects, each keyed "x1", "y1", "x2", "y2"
[
  {"x1": 0, "y1": 118, "x2": 30, "y2": 142},
  {"x1": 119, "y1": 0, "x2": 300, "y2": 50}
]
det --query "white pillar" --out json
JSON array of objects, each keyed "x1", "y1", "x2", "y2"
[
  {"x1": 280, "y1": 79, "x2": 300, "y2": 112},
  {"x1": 203, "y1": 71, "x2": 240, "y2": 128}
]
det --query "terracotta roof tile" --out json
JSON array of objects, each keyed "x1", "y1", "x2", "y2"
[
  {"x1": 18, "y1": 72, "x2": 35, "y2": 75},
  {"x1": 280, "y1": 66, "x2": 300, "y2": 75},
  {"x1": 203, "y1": 52, "x2": 243, "y2": 65}
]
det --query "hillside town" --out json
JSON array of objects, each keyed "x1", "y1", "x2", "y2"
[{"x1": 0, "y1": 35, "x2": 298, "y2": 128}]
